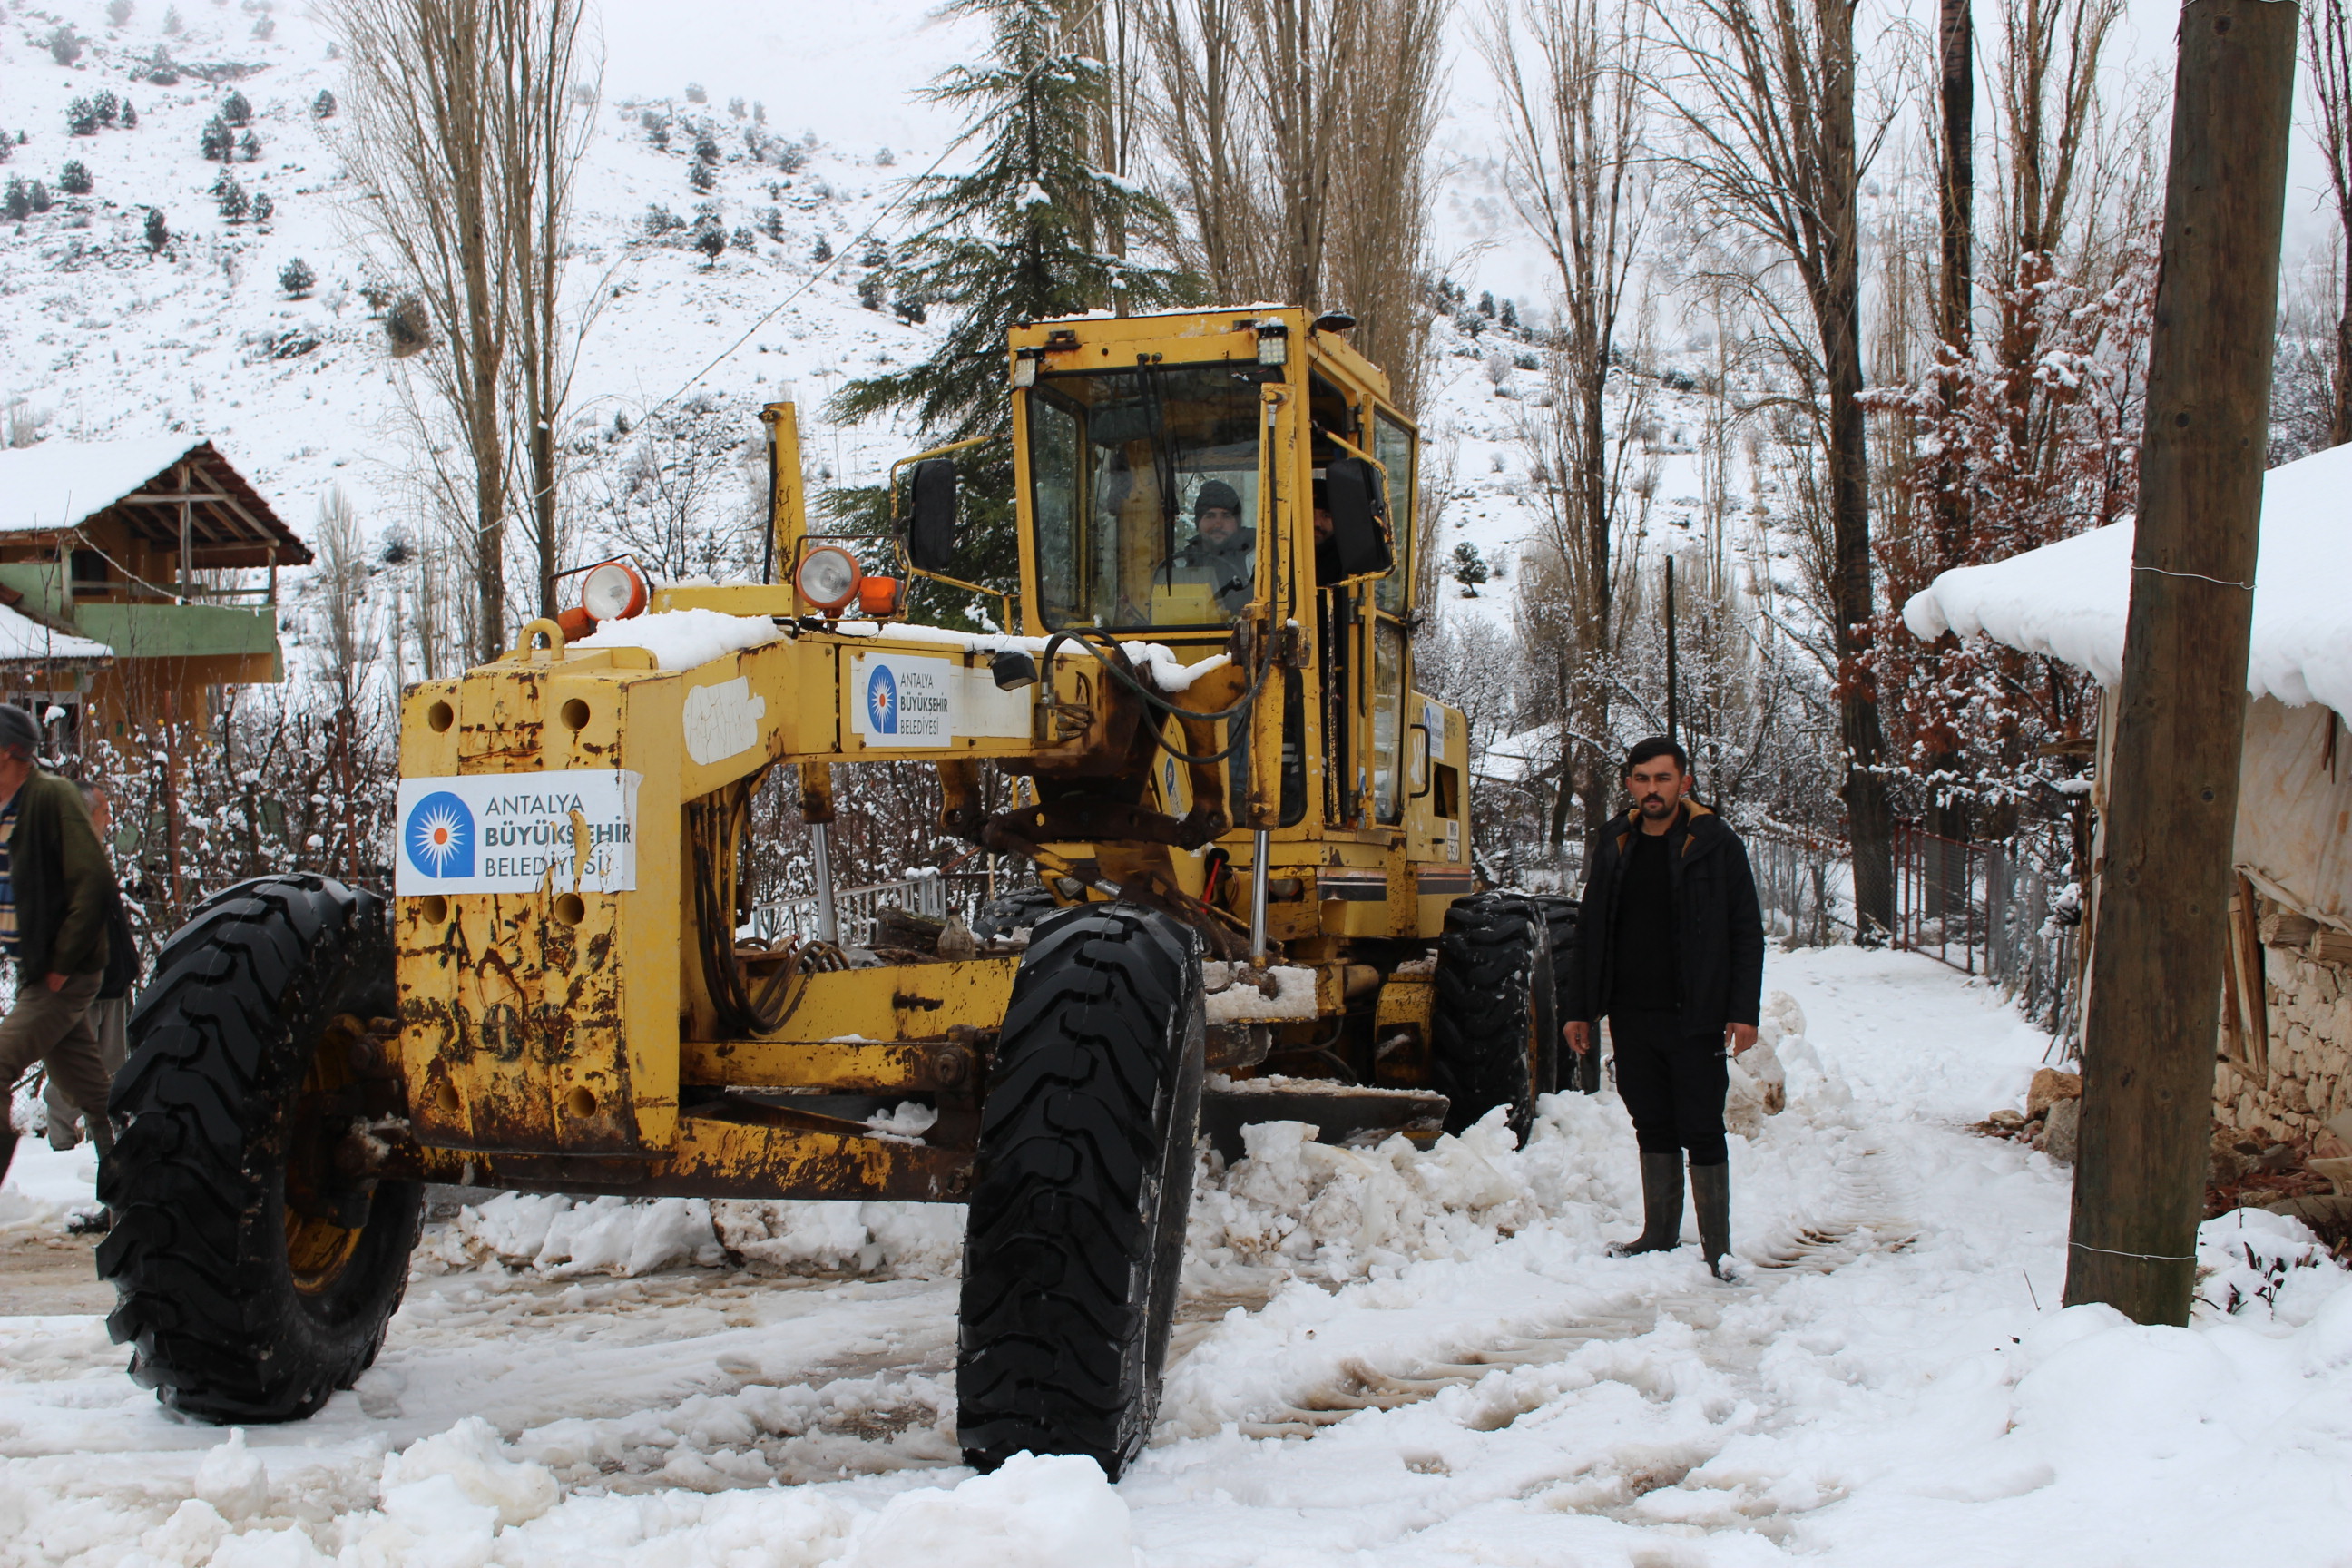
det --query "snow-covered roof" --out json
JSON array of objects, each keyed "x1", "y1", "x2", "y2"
[
  {"x1": 0, "y1": 601, "x2": 112, "y2": 669},
  {"x1": 1903, "y1": 442, "x2": 2352, "y2": 715},
  {"x1": 0, "y1": 437, "x2": 217, "y2": 534},
  {"x1": 0, "y1": 438, "x2": 312, "y2": 566},
  {"x1": 1480, "y1": 722, "x2": 1561, "y2": 784}
]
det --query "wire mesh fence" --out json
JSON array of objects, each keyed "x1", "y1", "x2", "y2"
[
  {"x1": 748, "y1": 868, "x2": 998, "y2": 948},
  {"x1": 1893, "y1": 824, "x2": 2081, "y2": 1041},
  {"x1": 1744, "y1": 825, "x2": 1848, "y2": 947}
]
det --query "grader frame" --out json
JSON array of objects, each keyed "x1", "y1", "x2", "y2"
[
  {"x1": 380, "y1": 308, "x2": 1478, "y2": 1201},
  {"x1": 100, "y1": 308, "x2": 1562, "y2": 1473}
]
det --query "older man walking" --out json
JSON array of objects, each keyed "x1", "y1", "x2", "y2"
[
  {"x1": 0, "y1": 705, "x2": 118, "y2": 1185},
  {"x1": 1564, "y1": 737, "x2": 1765, "y2": 1278}
]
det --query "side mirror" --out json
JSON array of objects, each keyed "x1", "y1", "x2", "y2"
[
  {"x1": 906, "y1": 458, "x2": 959, "y2": 573},
  {"x1": 1323, "y1": 456, "x2": 1394, "y2": 580}
]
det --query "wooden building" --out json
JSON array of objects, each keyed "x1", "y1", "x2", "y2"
[
  {"x1": 0, "y1": 437, "x2": 312, "y2": 744},
  {"x1": 1905, "y1": 442, "x2": 2352, "y2": 1168}
]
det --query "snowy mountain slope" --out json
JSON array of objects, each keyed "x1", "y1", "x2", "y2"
[{"x1": 0, "y1": 0, "x2": 975, "y2": 552}]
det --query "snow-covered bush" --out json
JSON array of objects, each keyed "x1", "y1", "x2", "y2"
[
  {"x1": 385, "y1": 293, "x2": 430, "y2": 355},
  {"x1": 57, "y1": 161, "x2": 91, "y2": 194},
  {"x1": 279, "y1": 256, "x2": 315, "y2": 297},
  {"x1": 107, "y1": 0, "x2": 135, "y2": 24},
  {"x1": 47, "y1": 26, "x2": 83, "y2": 65},
  {"x1": 200, "y1": 114, "x2": 233, "y2": 161},
  {"x1": 220, "y1": 90, "x2": 252, "y2": 128},
  {"x1": 311, "y1": 88, "x2": 336, "y2": 118},
  {"x1": 142, "y1": 206, "x2": 168, "y2": 252}
]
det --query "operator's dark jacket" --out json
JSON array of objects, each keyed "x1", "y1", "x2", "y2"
[
  {"x1": 10, "y1": 769, "x2": 113, "y2": 978},
  {"x1": 1568, "y1": 800, "x2": 1765, "y2": 1036}
]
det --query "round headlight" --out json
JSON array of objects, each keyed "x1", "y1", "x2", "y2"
[
  {"x1": 581, "y1": 560, "x2": 648, "y2": 622},
  {"x1": 796, "y1": 545, "x2": 863, "y2": 612}
]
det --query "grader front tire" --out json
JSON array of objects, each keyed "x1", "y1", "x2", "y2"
[
  {"x1": 956, "y1": 903, "x2": 1205, "y2": 1481},
  {"x1": 97, "y1": 875, "x2": 422, "y2": 1423}
]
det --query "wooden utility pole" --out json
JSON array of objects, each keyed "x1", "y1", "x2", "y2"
[{"x1": 2064, "y1": 0, "x2": 2298, "y2": 1327}]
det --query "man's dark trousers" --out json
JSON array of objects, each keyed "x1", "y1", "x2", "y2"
[{"x1": 1609, "y1": 1011, "x2": 1730, "y2": 1166}]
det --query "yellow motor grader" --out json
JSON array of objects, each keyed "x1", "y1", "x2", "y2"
[{"x1": 96, "y1": 308, "x2": 1576, "y2": 1478}]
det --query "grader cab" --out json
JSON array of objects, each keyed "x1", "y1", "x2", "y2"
[{"x1": 96, "y1": 308, "x2": 1575, "y2": 1477}]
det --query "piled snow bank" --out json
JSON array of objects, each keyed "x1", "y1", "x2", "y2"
[
  {"x1": 420, "y1": 1192, "x2": 964, "y2": 1279},
  {"x1": 122, "y1": 1436, "x2": 1130, "y2": 1568},
  {"x1": 711, "y1": 1200, "x2": 964, "y2": 1277},
  {"x1": 419, "y1": 1194, "x2": 728, "y2": 1277},
  {"x1": 842, "y1": 1453, "x2": 1133, "y2": 1567},
  {"x1": 1187, "y1": 1093, "x2": 1626, "y2": 1290}
]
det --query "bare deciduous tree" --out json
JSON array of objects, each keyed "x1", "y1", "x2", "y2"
[
  {"x1": 1477, "y1": 0, "x2": 1651, "y2": 856},
  {"x1": 325, "y1": 0, "x2": 600, "y2": 662},
  {"x1": 2307, "y1": 0, "x2": 2352, "y2": 447},
  {"x1": 1141, "y1": 0, "x2": 1444, "y2": 407},
  {"x1": 1650, "y1": 0, "x2": 1897, "y2": 937}
]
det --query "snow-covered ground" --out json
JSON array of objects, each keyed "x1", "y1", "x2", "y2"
[{"x1": 4, "y1": 946, "x2": 2347, "y2": 1567}]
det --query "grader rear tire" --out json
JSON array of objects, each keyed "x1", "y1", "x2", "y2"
[
  {"x1": 1431, "y1": 893, "x2": 1553, "y2": 1140},
  {"x1": 1529, "y1": 894, "x2": 1596, "y2": 1093},
  {"x1": 956, "y1": 903, "x2": 1205, "y2": 1481},
  {"x1": 97, "y1": 875, "x2": 422, "y2": 1423}
]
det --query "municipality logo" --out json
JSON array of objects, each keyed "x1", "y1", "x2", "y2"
[
  {"x1": 404, "y1": 790, "x2": 475, "y2": 879},
  {"x1": 867, "y1": 663, "x2": 898, "y2": 734}
]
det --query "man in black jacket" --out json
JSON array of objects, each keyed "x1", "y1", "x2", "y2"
[{"x1": 1564, "y1": 737, "x2": 1765, "y2": 1278}]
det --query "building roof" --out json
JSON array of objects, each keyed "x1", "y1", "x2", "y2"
[
  {"x1": 1902, "y1": 442, "x2": 2352, "y2": 717},
  {"x1": 0, "y1": 599, "x2": 113, "y2": 671},
  {"x1": 0, "y1": 437, "x2": 314, "y2": 569}
]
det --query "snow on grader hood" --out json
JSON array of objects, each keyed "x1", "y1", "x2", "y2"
[{"x1": 95, "y1": 308, "x2": 1549, "y2": 1481}]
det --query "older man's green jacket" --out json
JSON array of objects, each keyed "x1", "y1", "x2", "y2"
[{"x1": 10, "y1": 770, "x2": 113, "y2": 977}]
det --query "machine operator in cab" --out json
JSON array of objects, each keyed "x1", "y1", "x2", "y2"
[{"x1": 1173, "y1": 479, "x2": 1255, "y2": 616}]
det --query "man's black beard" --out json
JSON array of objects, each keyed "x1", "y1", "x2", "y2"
[{"x1": 1638, "y1": 795, "x2": 1675, "y2": 819}]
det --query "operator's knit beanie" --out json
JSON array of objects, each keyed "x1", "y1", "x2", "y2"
[{"x1": 0, "y1": 704, "x2": 41, "y2": 759}]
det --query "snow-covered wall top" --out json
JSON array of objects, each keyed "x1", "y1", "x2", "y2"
[
  {"x1": 0, "y1": 600, "x2": 112, "y2": 662},
  {"x1": 1902, "y1": 442, "x2": 2352, "y2": 716},
  {"x1": 0, "y1": 436, "x2": 218, "y2": 534}
]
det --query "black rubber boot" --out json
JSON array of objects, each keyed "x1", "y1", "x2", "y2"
[
  {"x1": 1609, "y1": 1151, "x2": 1685, "y2": 1256},
  {"x1": 1691, "y1": 1161, "x2": 1733, "y2": 1279}
]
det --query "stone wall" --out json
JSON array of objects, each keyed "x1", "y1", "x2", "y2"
[{"x1": 2213, "y1": 942, "x2": 2352, "y2": 1149}]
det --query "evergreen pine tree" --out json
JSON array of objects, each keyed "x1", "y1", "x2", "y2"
[
  {"x1": 221, "y1": 90, "x2": 252, "y2": 127},
  {"x1": 143, "y1": 207, "x2": 169, "y2": 252},
  {"x1": 58, "y1": 161, "x2": 91, "y2": 194},
  {"x1": 828, "y1": 0, "x2": 1190, "y2": 624},
  {"x1": 1450, "y1": 541, "x2": 1490, "y2": 595}
]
